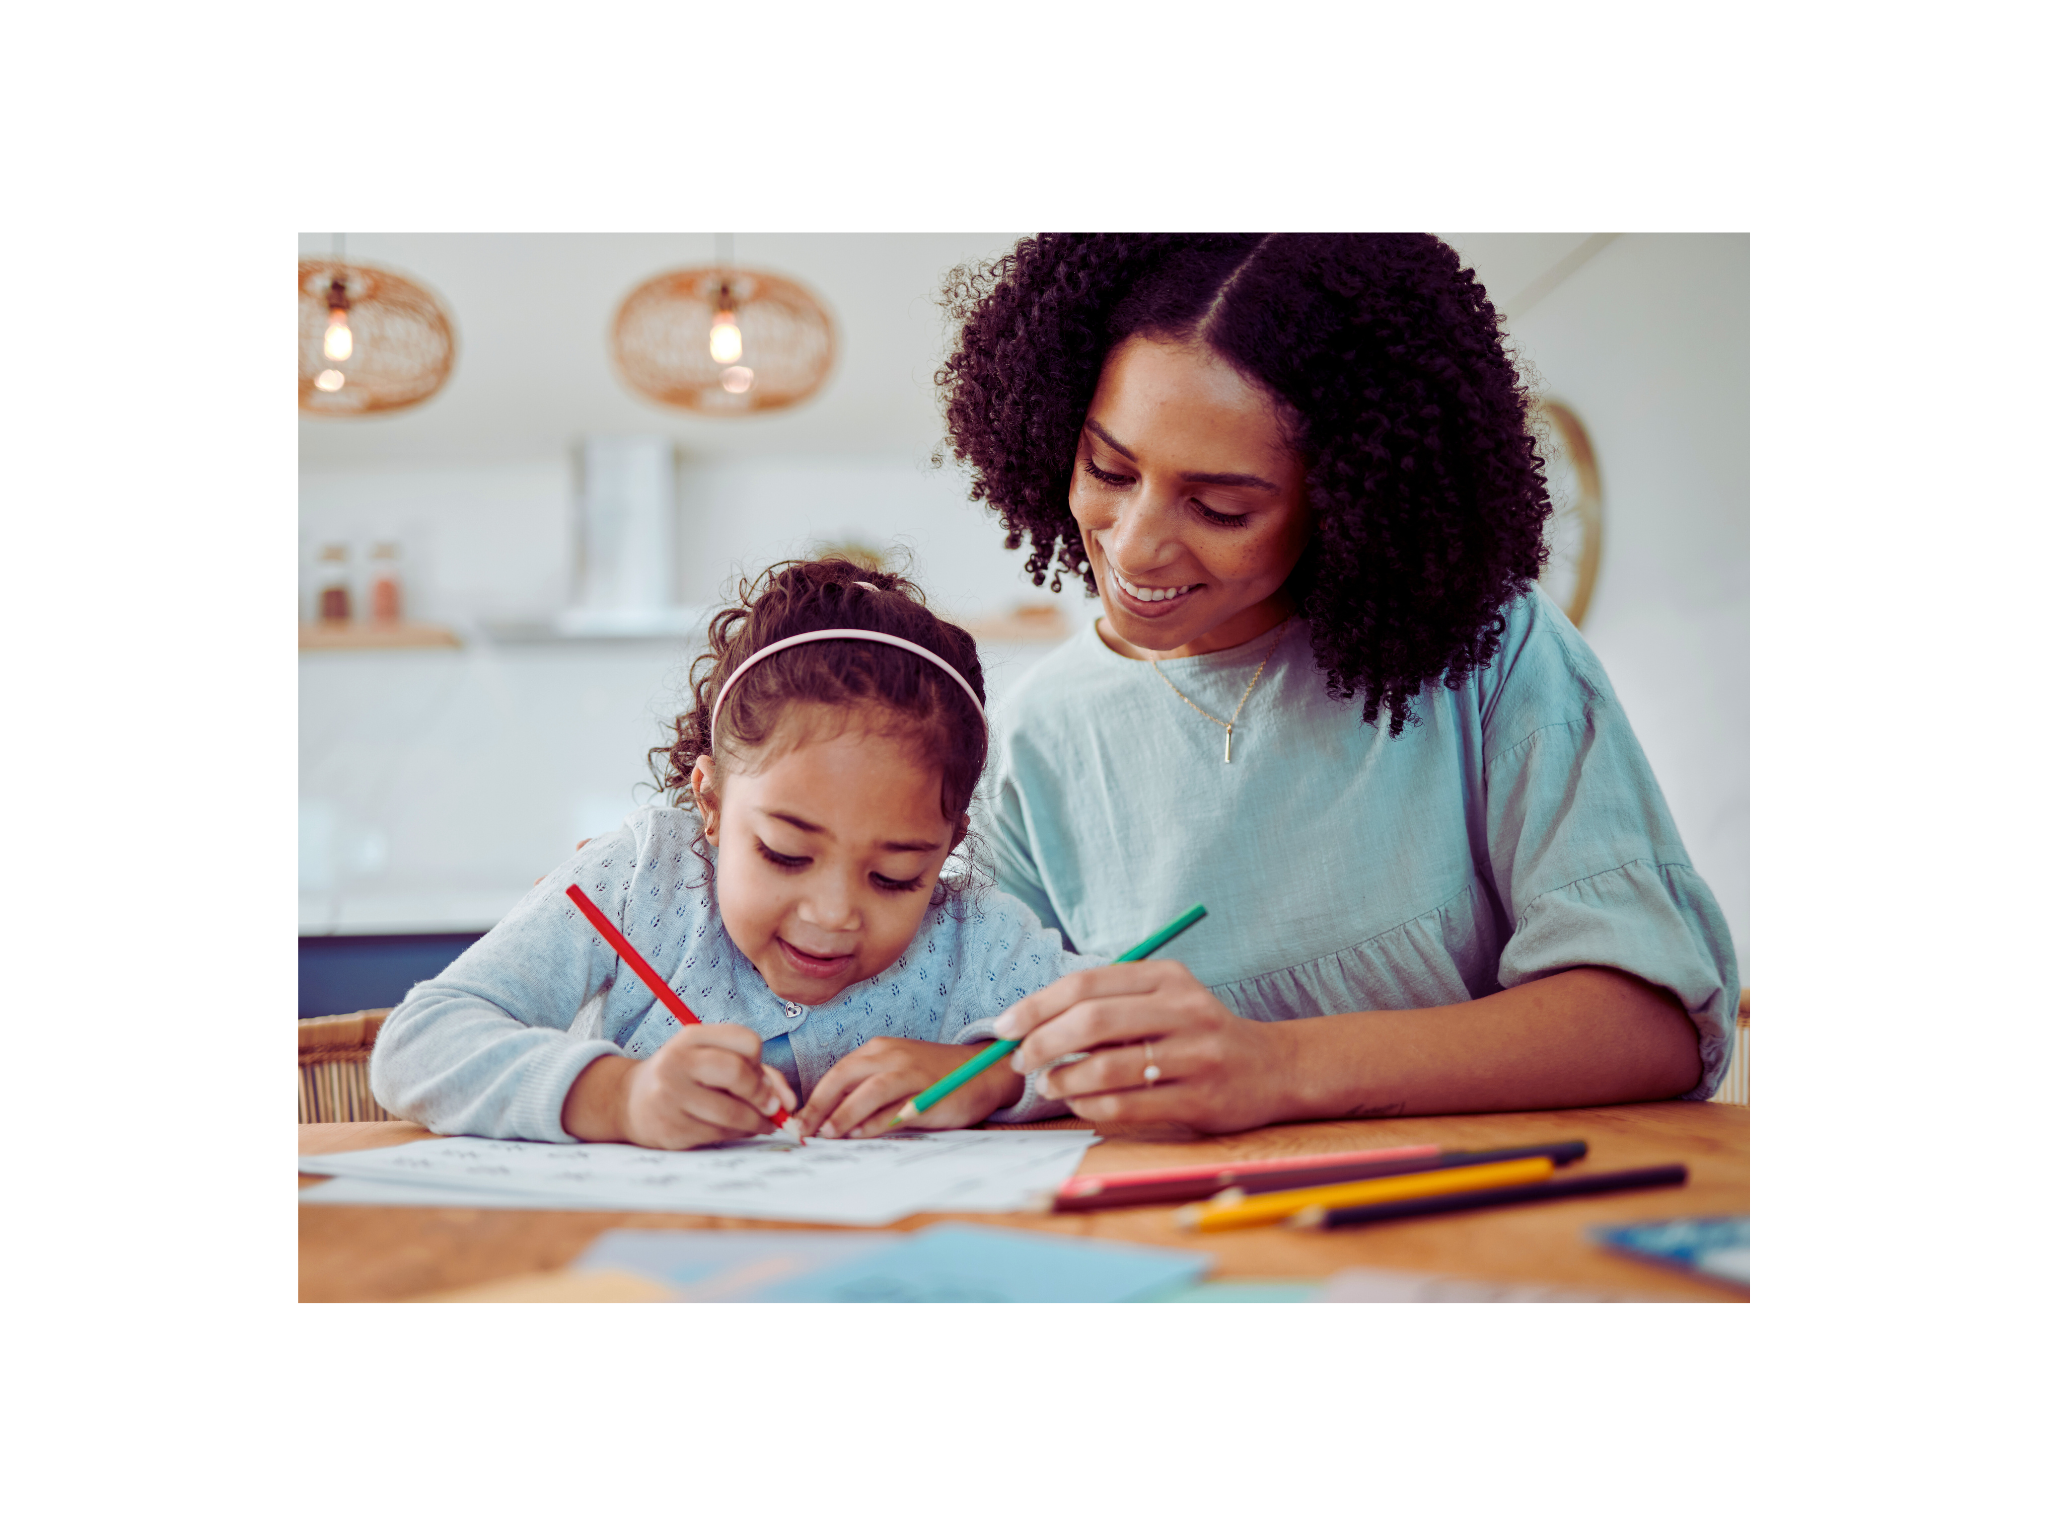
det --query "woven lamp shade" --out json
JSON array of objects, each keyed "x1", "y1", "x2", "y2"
[
  {"x1": 612, "y1": 267, "x2": 834, "y2": 414},
  {"x1": 298, "y1": 259, "x2": 456, "y2": 416}
]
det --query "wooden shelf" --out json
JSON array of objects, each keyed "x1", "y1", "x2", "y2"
[
  {"x1": 300, "y1": 622, "x2": 461, "y2": 651},
  {"x1": 959, "y1": 605, "x2": 1071, "y2": 643}
]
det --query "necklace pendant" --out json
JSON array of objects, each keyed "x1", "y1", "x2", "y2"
[{"x1": 1224, "y1": 723, "x2": 1234, "y2": 764}]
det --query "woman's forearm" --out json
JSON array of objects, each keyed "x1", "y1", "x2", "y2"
[{"x1": 1274, "y1": 967, "x2": 1704, "y2": 1121}]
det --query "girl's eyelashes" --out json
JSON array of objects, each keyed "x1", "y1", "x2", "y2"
[
  {"x1": 755, "y1": 838, "x2": 809, "y2": 870},
  {"x1": 757, "y1": 836, "x2": 925, "y2": 893},
  {"x1": 1079, "y1": 455, "x2": 1134, "y2": 488}
]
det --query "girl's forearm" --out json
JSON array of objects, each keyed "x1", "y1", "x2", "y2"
[
  {"x1": 561, "y1": 1055, "x2": 634, "y2": 1141},
  {"x1": 1274, "y1": 967, "x2": 1705, "y2": 1122}
]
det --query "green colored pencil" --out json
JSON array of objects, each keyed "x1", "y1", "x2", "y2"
[{"x1": 885, "y1": 903, "x2": 1209, "y2": 1127}]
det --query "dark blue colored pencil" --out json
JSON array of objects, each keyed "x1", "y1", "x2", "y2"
[{"x1": 1291, "y1": 1162, "x2": 1688, "y2": 1229}]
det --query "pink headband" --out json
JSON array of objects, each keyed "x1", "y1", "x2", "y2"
[{"x1": 708, "y1": 627, "x2": 989, "y2": 745}]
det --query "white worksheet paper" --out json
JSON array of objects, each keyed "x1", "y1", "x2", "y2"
[{"x1": 298, "y1": 1130, "x2": 1097, "y2": 1225}]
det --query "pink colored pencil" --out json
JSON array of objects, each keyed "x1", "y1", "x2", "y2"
[{"x1": 1060, "y1": 1143, "x2": 1441, "y2": 1199}]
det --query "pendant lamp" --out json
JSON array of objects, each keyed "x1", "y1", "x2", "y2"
[
  {"x1": 298, "y1": 252, "x2": 456, "y2": 416},
  {"x1": 611, "y1": 252, "x2": 835, "y2": 415}
]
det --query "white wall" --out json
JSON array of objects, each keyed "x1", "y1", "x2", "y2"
[
  {"x1": 1491, "y1": 234, "x2": 1749, "y2": 983},
  {"x1": 670, "y1": 454, "x2": 1088, "y2": 623},
  {"x1": 299, "y1": 452, "x2": 1090, "y2": 631},
  {"x1": 299, "y1": 461, "x2": 575, "y2": 626}
]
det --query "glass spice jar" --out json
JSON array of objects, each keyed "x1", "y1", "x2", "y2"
[
  {"x1": 368, "y1": 540, "x2": 403, "y2": 624},
  {"x1": 316, "y1": 542, "x2": 353, "y2": 623}
]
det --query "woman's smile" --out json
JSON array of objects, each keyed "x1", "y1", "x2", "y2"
[{"x1": 1103, "y1": 562, "x2": 1203, "y2": 616}]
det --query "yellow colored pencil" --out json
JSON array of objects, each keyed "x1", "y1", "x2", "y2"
[{"x1": 1175, "y1": 1155, "x2": 1558, "y2": 1233}]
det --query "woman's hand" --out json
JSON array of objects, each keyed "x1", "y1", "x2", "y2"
[
  {"x1": 999, "y1": 963, "x2": 1705, "y2": 1129},
  {"x1": 562, "y1": 1024, "x2": 798, "y2": 1149},
  {"x1": 798, "y1": 1037, "x2": 1025, "y2": 1141},
  {"x1": 996, "y1": 960, "x2": 1302, "y2": 1135}
]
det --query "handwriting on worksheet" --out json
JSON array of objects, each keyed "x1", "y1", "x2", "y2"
[{"x1": 300, "y1": 1130, "x2": 1098, "y2": 1226}]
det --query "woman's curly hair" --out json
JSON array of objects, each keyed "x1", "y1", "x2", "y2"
[
  {"x1": 648, "y1": 556, "x2": 988, "y2": 903},
  {"x1": 935, "y1": 234, "x2": 1550, "y2": 734}
]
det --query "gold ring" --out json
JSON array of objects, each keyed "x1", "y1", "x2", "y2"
[{"x1": 1142, "y1": 1040, "x2": 1161, "y2": 1086}]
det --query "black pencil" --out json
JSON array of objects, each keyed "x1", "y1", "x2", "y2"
[
  {"x1": 1053, "y1": 1140, "x2": 1591, "y2": 1212},
  {"x1": 1288, "y1": 1162, "x2": 1689, "y2": 1229}
]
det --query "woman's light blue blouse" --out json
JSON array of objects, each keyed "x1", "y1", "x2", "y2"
[{"x1": 986, "y1": 588, "x2": 1739, "y2": 1099}]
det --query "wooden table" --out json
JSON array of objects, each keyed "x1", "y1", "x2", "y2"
[{"x1": 300, "y1": 1102, "x2": 1747, "y2": 1302}]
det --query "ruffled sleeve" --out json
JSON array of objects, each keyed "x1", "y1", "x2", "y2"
[
  {"x1": 1497, "y1": 858, "x2": 1738, "y2": 1099},
  {"x1": 1481, "y1": 607, "x2": 1742, "y2": 1100}
]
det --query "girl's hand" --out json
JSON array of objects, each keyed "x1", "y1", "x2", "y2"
[
  {"x1": 996, "y1": 960, "x2": 1303, "y2": 1135},
  {"x1": 798, "y1": 1037, "x2": 1025, "y2": 1141},
  {"x1": 563, "y1": 1024, "x2": 798, "y2": 1149}
]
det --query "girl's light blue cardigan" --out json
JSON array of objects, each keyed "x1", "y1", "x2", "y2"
[{"x1": 370, "y1": 807, "x2": 1099, "y2": 1142}]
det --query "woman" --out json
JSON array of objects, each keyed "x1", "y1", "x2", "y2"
[{"x1": 935, "y1": 233, "x2": 1739, "y2": 1135}]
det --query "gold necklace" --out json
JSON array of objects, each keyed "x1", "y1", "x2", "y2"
[{"x1": 1148, "y1": 619, "x2": 1289, "y2": 764}]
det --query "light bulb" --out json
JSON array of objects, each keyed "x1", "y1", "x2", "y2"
[
  {"x1": 315, "y1": 369, "x2": 345, "y2": 392},
  {"x1": 709, "y1": 310, "x2": 743, "y2": 364},
  {"x1": 323, "y1": 307, "x2": 354, "y2": 361},
  {"x1": 720, "y1": 365, "x2": 754, "y2": 394}
]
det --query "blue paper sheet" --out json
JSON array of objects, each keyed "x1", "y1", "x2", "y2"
[
  {"x1": 745, "y1": 1222, "x2": 1213, "y2": 1302},
  {"x1": 1590, "y1": 1215, "x2": 1749, "y2": 1288},
  {"x1": 571, "y1": 1230, "x2": 903, "y2": 1299}
]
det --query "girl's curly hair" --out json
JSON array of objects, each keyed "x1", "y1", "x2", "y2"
[
  {"x1": 935, "y1": 234, "x2": 1550, "y2": 734},
  {"x1": 648, "y1": 557, "x2": 989, "y2": 902}
]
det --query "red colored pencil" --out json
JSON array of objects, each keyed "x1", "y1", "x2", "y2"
[{"x1": 564, "y1": 883, "x2": 797, "y2": 1137}]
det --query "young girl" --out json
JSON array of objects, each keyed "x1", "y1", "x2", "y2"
[{"x1": 369, "y1": 558, "x2": 1100, "y2": 1147}]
